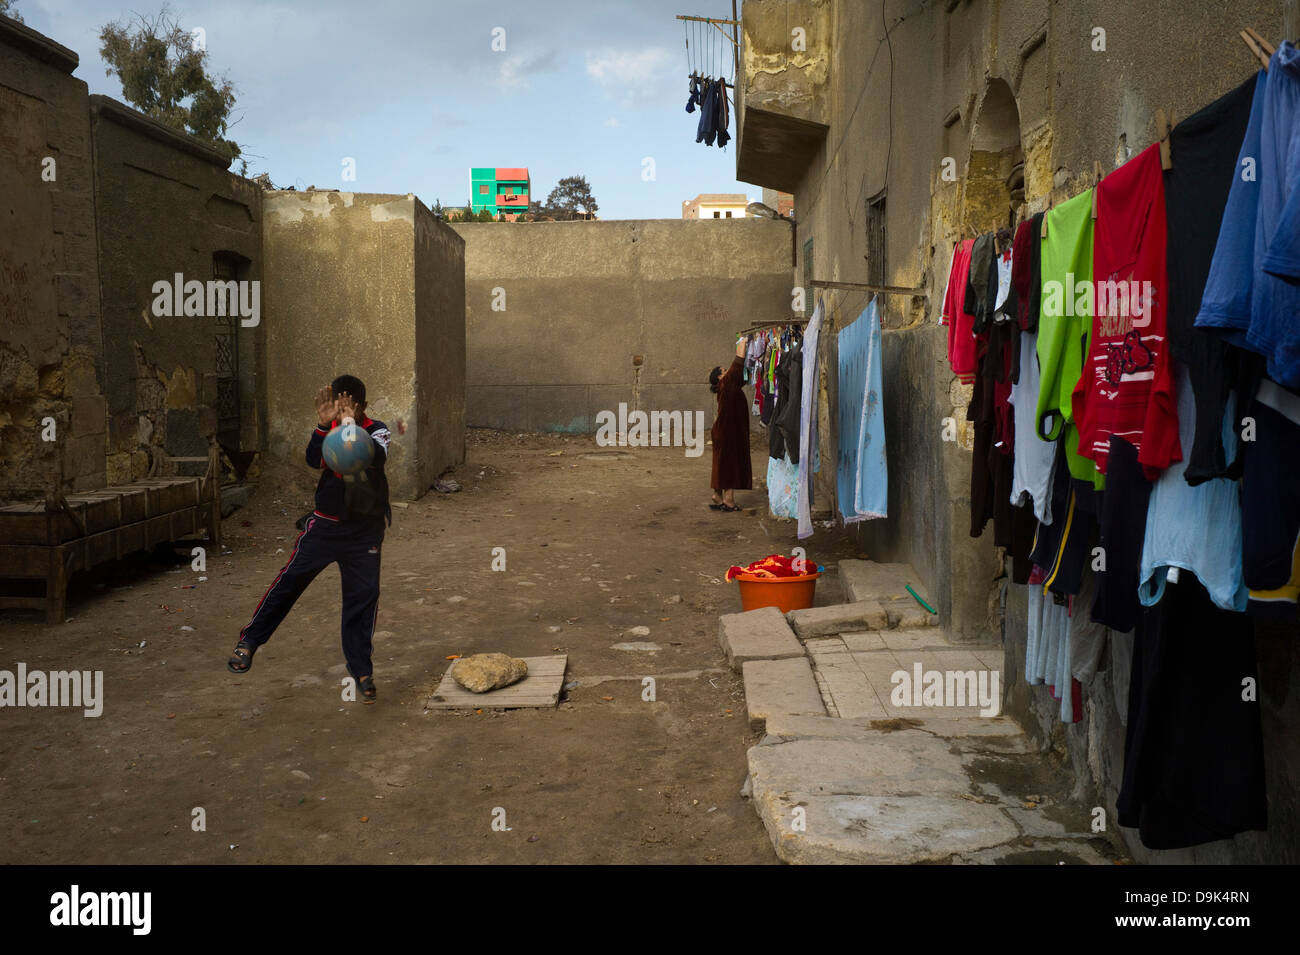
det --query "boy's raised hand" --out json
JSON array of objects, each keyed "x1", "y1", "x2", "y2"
[
  {"x1": 315, "y1": 385, "x2": 337, "y2": 428},
  {"x1": 335, "y1": 390, "x2": 358, "y2": 422}
]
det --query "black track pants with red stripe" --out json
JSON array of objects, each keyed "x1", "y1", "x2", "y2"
[{"x1": 239, "y1": 515, "x2": 384, "y2": 678}]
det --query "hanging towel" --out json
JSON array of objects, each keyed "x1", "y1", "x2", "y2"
[
  {"x1": 796, "y1": 298, "x2": 825, "y2": 539},
  {"x1": 836, "y1": 298, "x2": 888, "y2": 523}
]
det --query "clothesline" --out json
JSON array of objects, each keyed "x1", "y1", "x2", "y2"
[{"x1": 737, "y1": 319, "x2": 808, "y2": 334}]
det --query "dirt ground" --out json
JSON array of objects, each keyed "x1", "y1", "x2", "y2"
[{"x1": 0, "y1": 429, "x2": 868, "y2": 864}]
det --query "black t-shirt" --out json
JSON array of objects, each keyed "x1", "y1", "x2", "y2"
[{"x1": 1163, "y1": 74, "x2": 1258, "y2": 484}]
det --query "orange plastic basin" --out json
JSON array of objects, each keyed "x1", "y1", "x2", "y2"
[{"x1": 733, "y1": 572, "x2": 821, "y2": 613}]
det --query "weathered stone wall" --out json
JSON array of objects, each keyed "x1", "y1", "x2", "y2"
[
  {"x1": 0, "y1": 18, "x2": 105, "y2": 496},
  {"x1": 89, "y1": 95, "x2": 263, "y2": 484},
  {"x1": 414, "y1": 203, "x2": 467, "y2": 485},
  {"x1": 739, "y1": 0, "x2": 1297, "y2": 861},
  {"x1": 262, "y1": 191, "x2": 465, "y2": 500},
  {"x1": 452, "y1": 218, "x2": 792, "y2": 433}
]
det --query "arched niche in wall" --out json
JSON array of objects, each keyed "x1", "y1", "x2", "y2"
[{"x1": 963, "y1": 78, "x2": 1024, "y2": 235}]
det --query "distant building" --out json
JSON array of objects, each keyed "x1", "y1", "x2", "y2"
[
  {"x1": 682, "y1": 193, "x2": 750, "y2": 219},
  {"x1": 762, "y1": 188, "x2": 795, "y2": 218},
  {"x1": 470, "y1": 167, "x2": 530, "y2": 220}
]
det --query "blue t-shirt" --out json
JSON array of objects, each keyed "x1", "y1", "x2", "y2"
[
  {"x1": 1250, "y1": 42, "x2": 1300, "y2": 384},
  {"x1": 1138, "y1": 363, "x2": 1246, "y2": 611},
  {"x1": 1196, "y1": 46, "x2": 1300, "y2": 387}
]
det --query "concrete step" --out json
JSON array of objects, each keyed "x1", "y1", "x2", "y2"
[
  {"x1": 838, "y1": 559, "x2": 940, "y2": 628},
  {"x1": 741, "y1": 657, "x2": 825, "y2": 733},
  {"x1": 717, "y1": 606, "x2": 804, "y2": 672},
  {"x1": 787, "y1": 600, "x2": 889, "y2": 638}
]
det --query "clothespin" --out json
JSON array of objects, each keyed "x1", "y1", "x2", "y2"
[
  {"x1": 1090, "y1": 161, "x2": 1103, "y2": 220},
  {"x1": 1155, "y1": 108, "x2": 1175, "y2": 170},
  {"x1": 1040, "y1": 209, "x2": 1049, "y2": 239},
  {"x1": 1240, "y1": 27, "x2": 1275, "y2": 70}
]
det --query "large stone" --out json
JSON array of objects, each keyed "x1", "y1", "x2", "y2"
[
  {"x1": 718, "y1": 605, "x2": 804, "y2": 671},
  {"x1": 742, "y1": 657, "x2": 825, "y2": 732},
  {"x1": 787, "y1": 600, "x2": 889, "y2": 637},
  {"x1": 452, "y1": 653, "x2": 529, "y2": 693}
]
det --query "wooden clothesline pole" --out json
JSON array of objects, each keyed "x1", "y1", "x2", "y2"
[
  {"x1": 675, "y1": 15, "x2": 739, "y2": 25},
  {"x1": 811, "y1": 278, "x2": 926, "y2": 296}
]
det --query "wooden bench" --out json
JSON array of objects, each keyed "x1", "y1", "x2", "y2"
[{"x1": 0, "y1": 445, "x2": 222, "y2": 624}]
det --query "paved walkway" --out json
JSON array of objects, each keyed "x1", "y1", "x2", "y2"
[{"x1": 727, "y1": 560, "x2": 1129, "y2": 864}]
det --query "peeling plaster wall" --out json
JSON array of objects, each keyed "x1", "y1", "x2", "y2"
[
  {"x1": 0, "y1": 20, "x2": 105, "y2": 496},
  {"x1": 742, "y1": 0, "x2": 1297, "y2": 862},
  {"x1": 90, "y1": 97, "x2": 263, "y2": 485},
  {"x1": 262, "y1": 191, "x2": 465, "y2": 500}
]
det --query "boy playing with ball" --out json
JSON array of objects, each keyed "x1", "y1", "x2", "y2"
[{"x1": 227, "y1": 375, "x2": 392, "y2": 702}]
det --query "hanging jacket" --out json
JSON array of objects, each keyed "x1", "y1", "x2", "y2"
[
  {"x1": 716, "y1": 78, "x2": 731, "y2": 147},
  {"x1": 696, "y1": 79, "x2": 715, "y2": 144},
  {"x1": 773, "y1": 344, "x2": 803, "y2": 463}
]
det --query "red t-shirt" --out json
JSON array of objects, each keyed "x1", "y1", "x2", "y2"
[
  {"x1": 942, "y1": 238, "x2": 977, "y2": 383},
  {"x1": 1072, "y1": 144, "x2": 1180, "y2": 479}
]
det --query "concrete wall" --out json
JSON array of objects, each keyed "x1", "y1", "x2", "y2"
[
  {"x1": 737, "y1": 0, "x2": 1297, "y2": 862},
  {"x1": 262, "y1": 191, "x2": 465, "y2": 500},
  {"x1": 90, "y1": 95, "x2": 263, "y2": 484},
  {"x1": 0, "y1": 18, "x2": 105, "y2": 495},
  {"x1": 453, "y1": 218, "x2": 793, "y2": 432},
  {"x1": 415, "y1": 202, "x2": 467, "y2": 482}
]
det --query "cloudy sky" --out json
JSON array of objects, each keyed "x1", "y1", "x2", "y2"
[{"x1": 16, "y1": 0, "x2": 753, "y2": 218}]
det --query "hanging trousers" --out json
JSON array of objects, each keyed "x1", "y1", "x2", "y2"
[{"x1": 239, "y1": 514, "x2": 384, "y2": 679}]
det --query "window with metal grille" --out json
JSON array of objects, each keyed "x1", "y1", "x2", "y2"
[
  {"x1": 866, "y1": 191, "x2": 886, "y2": 288},
  {"x1": 212, "y1": 252, "x2": 246, "y2": 453}
]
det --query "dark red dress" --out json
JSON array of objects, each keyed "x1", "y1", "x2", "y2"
[{"x1": 711, "y1": 356, "x2": 753, "y2": 490}]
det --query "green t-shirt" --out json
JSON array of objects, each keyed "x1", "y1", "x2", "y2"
[{"x1": 1035, "y1": 189, "x2": 1105, "y2": 489}]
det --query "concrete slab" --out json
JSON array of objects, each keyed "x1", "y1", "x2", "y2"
[
  {"x1": 787, "y1": 600, "x2": 889, "y2": 638},
  {"x1": 877, "y1": 628, "x2": 954, "y2": 652},
  {"x1": 742, "y1": 657, "x2": 825, "y2": 732},
  {"x1": 747, "y1": 734, "x2": 1020, "y2": 864},
  {"x1": 761, "y1": 713, "x2": 1029, "y2": 748},
  {"x1": 718, "y1": 606, "x2": 804, "y2": 671},
  {"x1": 805, "y1": 636, "x2": 850, "y2": 655},
  {"x1": 840, "y1": 631, "x2": 887, "y2": 651},
  {"x1": 838, "y1": 559, "x2": 931, "y2": 604}
]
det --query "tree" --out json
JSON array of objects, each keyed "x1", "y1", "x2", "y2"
[
  {"x1": 540, "y1": 176, "x2": 598, "y2": 220},
  {"x1": 430, "y1": 199, "x2": 445, "y2": 220},
  {"x1": 0, "y1": 0, "x2": 24, "y2": 23},
  {"x1": 98, "y1": 6, "x2": 240, "y2": 166}
]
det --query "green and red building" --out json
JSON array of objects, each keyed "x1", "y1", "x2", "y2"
[{"x1": 470, "y1": 167, "x2": 530, "y2": 220}]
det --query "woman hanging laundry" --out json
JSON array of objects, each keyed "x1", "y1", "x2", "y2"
[{"x1": 708, "y1": 337, "x2": 753, "y2": 511}]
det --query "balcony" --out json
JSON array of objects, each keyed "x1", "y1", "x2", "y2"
[{"x1": 735, "y1": 0, "x2": 831, "y2": 193}]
